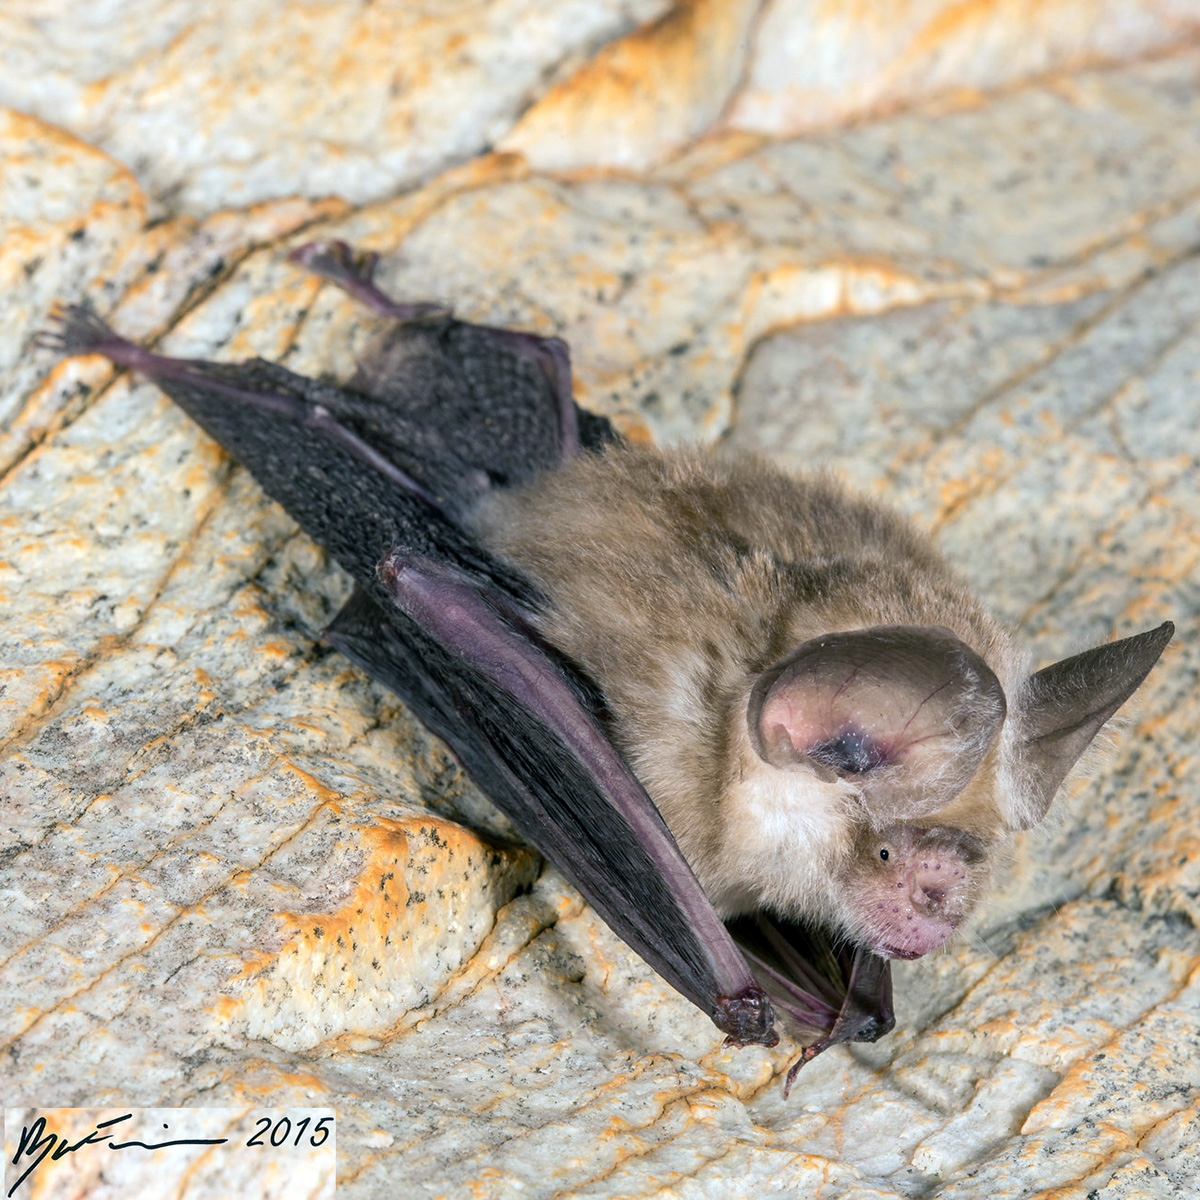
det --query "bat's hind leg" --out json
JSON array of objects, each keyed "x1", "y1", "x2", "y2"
[
  {"x1": 37, "y1": 304, "x2": 169, "y2": 374},
  {"x1": 293, "y1": 240, "x2": 579, "y2": 460},
  {"x1": 39, "y1": 303, "x2": 444, "y2": 511},
  {"x1": 290, "y1": 241, "x2": 450, "y2": 322}
]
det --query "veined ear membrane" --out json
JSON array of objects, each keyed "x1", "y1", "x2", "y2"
[
  {"x1": 1001, "y1": 620, "x2": 1174, "y2": 830},
  {"x1": 747, "y1": 625, "x2": 1007, "y2": 820}
]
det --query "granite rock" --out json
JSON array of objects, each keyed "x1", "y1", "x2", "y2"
[
  {"x1": 2, "y1": 11, "x2": 1199, "y2": 1200},
  {"x1": 0, "y1": 0, "x2": 667, "y2": 215}
]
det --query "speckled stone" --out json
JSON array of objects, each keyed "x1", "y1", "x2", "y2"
[
  {"x1": 2, "y1": 14, "x2": 1199, "y2": 1200},
  {"x1": 0, "y1": 0, "x2": 667, "y2": 215},
  {"x1": 505, "y1": 0, "x2": 1200, "y2": 172}
]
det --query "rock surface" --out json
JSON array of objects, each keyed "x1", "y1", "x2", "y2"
[{"x1": 2, "y1": 6, "x2": 1199, "y2": 1199}]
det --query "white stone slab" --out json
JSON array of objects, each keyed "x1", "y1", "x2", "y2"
[{"x1": 1, "y1": 23, "x2": 1198, "y2": 1200}]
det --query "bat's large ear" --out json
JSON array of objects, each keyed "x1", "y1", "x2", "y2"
[
  {"x1": 1000, "y1": 621, "x2": 1174, "y2": 830},
  {"x1": 747, "y1": 625, "x2": 1006, "y2": 820}
]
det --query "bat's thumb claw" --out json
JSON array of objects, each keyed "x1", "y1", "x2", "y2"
[{"x1": 713, "y1": 987, "x2": 777, "y2": 1047}]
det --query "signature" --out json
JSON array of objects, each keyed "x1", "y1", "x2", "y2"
[{"x1": 9, "y1": 1113, "x2": 227, "y2": 1197}]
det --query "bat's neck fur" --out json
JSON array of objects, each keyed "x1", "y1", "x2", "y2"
[{"x1": 471, "y1": 444, "x2": 1024, "y2": 934}]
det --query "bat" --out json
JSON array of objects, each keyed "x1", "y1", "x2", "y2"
[{"x1": 41, "y1": 242, "x2": 1172, "y2": 1091}]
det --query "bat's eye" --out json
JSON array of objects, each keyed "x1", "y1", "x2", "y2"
[{"x1": 879, "y1": 848, "x2": 890, "y2": 862}]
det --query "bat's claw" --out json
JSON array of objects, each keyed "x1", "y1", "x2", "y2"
[
  {"x1": 289, "y1": 239, "x2": 372, "y2": 281},
  {"x1": 782, "y1": 1045, "x2": 823, "y2": 1098},
  {"x1": 35, "y1": 303, "x2": 123, "y2": 358},
  {"x1": 290, "y1": 240, "x2": 450, "y2": 323}
]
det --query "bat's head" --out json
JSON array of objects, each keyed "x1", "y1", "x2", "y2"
[{"x1": 740, "y1": 621, "x2": 1172, "y2": 959}]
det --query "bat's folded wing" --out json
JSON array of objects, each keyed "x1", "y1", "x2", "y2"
[
  {"x1": 331, "y1": 565, "x2": 778, "y2": 1046},
  {"x1": 726, "y1": 913, "x2": 894, "y2": 1093}
]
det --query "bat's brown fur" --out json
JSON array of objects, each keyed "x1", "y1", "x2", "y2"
[{"x1": 472, "y1": 443, "x2": 1027, "y2": 948}]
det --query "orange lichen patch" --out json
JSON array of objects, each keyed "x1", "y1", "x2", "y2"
[
  {"x1": 971, "y1": 1014, "x2": 1023, "y2": 1050},
  {"x1": 937, "y1": 476, "x2": 975, "y2": 517},
  {"x1": 318, "y1": 152, "x2": 533, "y2": 260},
  {"x1": 929, "y1": 445, "x2": 1008, "y2": 525},
  {"x1": 658, "y1": 129, "x2": 770, "y2": 180},
  {"x1": 464, "y1": 1170, "x2": 512, "y2": 1199},
  {"x1": 609, "y1": 413, "x2": 656, "y2": 445},
  {"x1": 0, "y1": 659, "x2": 79, "y2": 736},
  {"x1": 900, "y1": 0, "x2": 1015, "y2": 68},
  {"x1": 1118, "y1": 838, "x2": 1200, "y2": 904},
  {"x1": 255, "y1": 639, "x2": 298, "y2": 666},
  {"x1": 1165, "y1": 754, "x2": 1192, "y2": 781},
  {"x1": 0, "y1": 108, "x2": 147, "y2": 227},
  {"x1": 226, "y1": 816, "x2": 538, "y2": 1051},
  {"x1": 378, "y1": 888, "x2": 570, "y2": 1039},
  {"x1": 235, "y1": 1066, "x2": 333, "y2": 1097},
  {"x1": 263, "y1": 761, "x2": 347, "y2": 809},
  {"x1": 502, "y1": 0, "x2": 758, "y2": 174},
  {"x1": 213, "y1": 995, "x2": 241, "y2": 1021},
  {"x1": 173, "y1": 446, "x2": 223, "y2": 499},
  {"x1": 187, "y1": 671, "x2": 219, "y2": 709},
  {"x1": 105, "y1": 197, "x2": 349, "y2": 346},
  {"x1": 536, "y1": 879, "x2": 589, "y2": 928},
  {"x1": 26, "y1": 351, "x2": 118, "y2": 405},
  {"x1": 741, "y1": 258, "x2": 945, "y2": 346}
]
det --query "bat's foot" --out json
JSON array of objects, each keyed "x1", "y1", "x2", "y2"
[
  {"x1": 36, "y1": 303, "x2": 156, "y2": 373},
  {"x1": 36, "y1": 303, "x2": 123, "y2": 358},
  {"x1": 290, "y1": 240, "x2": 450, "y2": 323},
  {"x1": 292, "y1": 239, "x2": 580, "y2": 460},
  {"x1": 290, "y1": 239, "x2": 379, "y2": 285}
]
